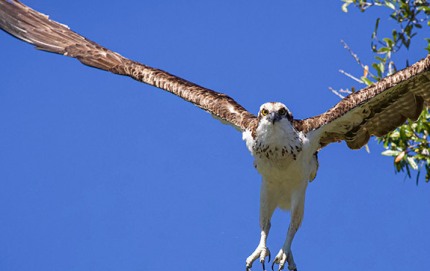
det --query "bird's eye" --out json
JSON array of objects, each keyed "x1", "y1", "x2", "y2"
[
  {"x1": 261, "y1": 109, "x2": 269, "y2": 116},
  {"x1": 278, "y1": 108, "x2": 287, "y2": 115}
]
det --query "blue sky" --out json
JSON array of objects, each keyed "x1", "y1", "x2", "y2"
[{"x1": 1, "y1": 1, "x2": 429, "y2": 271}]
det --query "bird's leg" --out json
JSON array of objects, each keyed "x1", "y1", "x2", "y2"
[
  {"x1": 272, "y1": 195, "x2": 305, "y2": 271},
  {"x1": 246, "y1": 184, "x2": 276, "y2": 271},
  {"x1": 246, "y1": 220, "x2": 271, "y2": 271}
]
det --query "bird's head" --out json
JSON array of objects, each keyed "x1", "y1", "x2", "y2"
[{"x1": 258, "y1": 102, "x2": 293, "y2": 125}]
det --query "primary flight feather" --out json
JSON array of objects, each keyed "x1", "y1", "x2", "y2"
[{"x1": 1, "y1": 1, "x2": 429, "y2": 270}]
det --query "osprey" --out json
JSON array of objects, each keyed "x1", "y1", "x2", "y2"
[{"x1": 0, "y1": 1, "x2": 429, "y2": 270}]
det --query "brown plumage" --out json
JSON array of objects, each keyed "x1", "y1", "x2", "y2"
[
  {"x1": 0, "y1": 0, "x2": 429, "y2": 151},
  {"x1": 0, "y1": 0, "x2": 258, "y2": 132},
  {"x1": 2, "y1": 2, "x2": 430, "y2": 270},
  {"x1": 295, "y1": 58, "x2": 430, "y2": 149}
]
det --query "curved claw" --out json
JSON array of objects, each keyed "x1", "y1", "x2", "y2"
[
  {"x1": 246, "y1": 246, "x2": 271, "y2": 271},
  {"x1": 271, "y1": 262, "x2": 298, "y2": 271},
  {"x1": 261, "y1": 248, "x2": 271, "y2": 271}
]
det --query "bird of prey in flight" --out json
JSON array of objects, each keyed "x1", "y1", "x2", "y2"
[{"x1": 0, "y1": 1, "x2": 429, "y2": 270}]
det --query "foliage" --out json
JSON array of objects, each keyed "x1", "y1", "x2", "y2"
[
  {"x1": 340, "y1": 0, "x2": 430, "y2": 183},
  {"x1": 379, "y1": 110, "x2": 430, "y2": 183}
]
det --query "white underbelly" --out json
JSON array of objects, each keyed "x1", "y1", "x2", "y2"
[
  {"x1": 254, "y1": 151, "x2": 317, "y2": 210},
  {"x1": 242, "y1": 122, "x2": 321, "y2": 210}
]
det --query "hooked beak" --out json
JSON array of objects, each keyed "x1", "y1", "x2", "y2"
[{"x1": 267, "y1": 112, "x2": 280, "y2": 124}]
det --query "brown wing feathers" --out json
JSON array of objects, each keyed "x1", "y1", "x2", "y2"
[
  {"x1": 295, "y1": 55, "x2": 430, "y2": 149},
  {"x1": 0, "y1": 0, "x2": 258, "y2": 131},
  {"x1": 1, "y1": 0, "x2": 429, "y2": 149}
]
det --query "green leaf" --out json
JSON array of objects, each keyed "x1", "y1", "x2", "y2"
[
  {"x1": 389, "y1": 131, "x2": 400, "y2": 138},
  {"x1": 375, "y1": 56, "x2": 386, "y2": 62},
  {"x1": 372, "y1": 18, "x2": 380, "y2": 39},
  {"x1": 381, "y1": 150, "x2": 400, "y2": 156},
  {"x1": 361, "y1": 77, "x2": 374, "y2": 86},
  {"x1": 342, "y1": 3, "x2": 350, "y2": 13},
  {"x1": 383, "y1": 37, "x2": 394, "y2": 47},
  {"x1": 407, "y1": 157, "x2": 419, "y2": 170},
  {"x1": 385, "y1": 1, "x2": 396, "y2": 10},
  {"x1": 377, "y1": 47, "x2": 391, "y2": 53},
  {"x1": 392, "y1": 29, "x2": 398, "y2": 42}
]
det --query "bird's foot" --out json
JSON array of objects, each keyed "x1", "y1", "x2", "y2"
[
  {"x1": 271, "y1": 249, "x2": 297, "y2": 271},
  {"x1": 246, "y1": 246, "x2": 271, "y2": 271}
]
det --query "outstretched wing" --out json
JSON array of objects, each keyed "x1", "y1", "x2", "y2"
[
  {"x1": 294, "y1": 55, "x2": 430, "y2": 149},
  {"x1": 0, "y1": 0, "x2": 258, "y2": 132}
]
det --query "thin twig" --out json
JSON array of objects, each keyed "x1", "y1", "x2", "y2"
[
  {"x1": 328, "y1": 87, "x2": 346, "y2": 99},
  {"x1": 339, "y1": 88, "x2": 352, "y2": 94},
  {"x1": 341, "y1": 40, "x2": 365, "y2": 68},
  {"x1": 341, "y1": 40, "x2": 377, "y2": 78},
  {"x1": 339, "y1": 69, "x2": 364, "y2": 84}
]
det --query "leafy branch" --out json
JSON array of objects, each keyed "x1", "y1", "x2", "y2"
[{"x1": 338, "y1": 0, "x2": 430, "y2": 183}]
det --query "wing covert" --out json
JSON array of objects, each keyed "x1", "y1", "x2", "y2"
[{"x1": 294, "y1": 54, "x2": 430, "y2": 149}]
